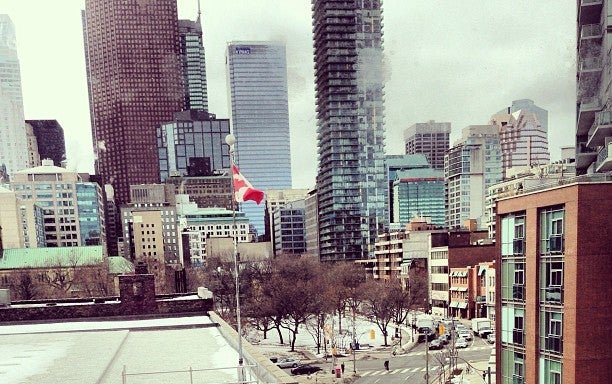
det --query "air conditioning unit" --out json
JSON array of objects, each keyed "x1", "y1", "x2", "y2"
[{"x1": 549, "y1": 235, "x2": 563, "y2": 253}]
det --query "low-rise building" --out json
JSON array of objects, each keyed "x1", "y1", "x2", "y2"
[
  {"x1": 272, "y1": 200, "x2": 306, "y2": 256},
  {"x1": 495, "y1": 175, "x2": 612, "y2": 384}
]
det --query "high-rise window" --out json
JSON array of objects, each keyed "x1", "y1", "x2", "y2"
[{"x1": 540, "y1": 207, "x2": 564, "y2": 254}]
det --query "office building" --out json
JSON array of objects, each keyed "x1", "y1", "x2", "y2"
[
  {"x1": 263, "y1": 188, "x2": 309, "y2": 242},
  {"x1": 392, "y1": 168, "x2": 445, "y2": 227},
  {"x1": 576, "y1": 1, "x2": 612, "y2": 175},
  {"x1": 490, "y1": 109, "x2": 550, "y2": 175},
  {"x1": 10, "y1": 160, "x2": 105, "y2": 248},
  {"x1": 83, "y1": 0, "x2": 184, "y2": 205},
  {"x1": 157, "y1": 110, "x2": 230, "y2": 181},
  {"x1": 176, "y1": 195, "x2": 250, "y2": 267},
  {"x1": 226, "y1": 42, "x2": 292, "y2": 236},
  {"x1": 403, "y1": 120, "x2": 451, "y2": 170},
  {"x1": 0, "y1": 15, "x2": 29, "y2": 176},
  {"x1": 179, "y1": 15, "x2": 208, "y2": 111},
  {"x1": 386, "y1": 154, "x2": 431, "y2": 224},
  {"x1": 496, "y1": 99, "x2": 548, "y2": 138},
  {"x1": 25, "y1": 122, "x2": 41, "y2": 167},
  {"x1": 445, "y1": 125, "x2": 503, "y2": 229},
  {"x1": 24, "y1": 120, "x2": 67, "y2": 167},
  {"x1": 496, "y1": 177, "x2": 612, "y2": 384},
  {"x1": 272, "y1": 200, "x2": 306, "y2": 256},
  {"x1": 312, "y1": 0, "x2": 387, "y2": 261},
  {"x1": 165, "y1": 173, "x2": 232, "y2": 210},
  {"x1": 0, "y1": 186, "x2": 24, "y2": 248}
]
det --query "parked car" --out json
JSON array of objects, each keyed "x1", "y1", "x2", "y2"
[
  {"x1": 487, "y1": 333, "x2": 496, "y2": 344},
  {"x1": 455, "y1": 338, "x2": 469, "y2": 349},
  {"x1": 291, "y1": 364, "x2": 322, "y2": 375},
  {"x1": 276, "y1": 358, "x2": 300, "y2": 368},
  {"x1": 429, "y1": 339, "x2": 444, "y2": 350}
]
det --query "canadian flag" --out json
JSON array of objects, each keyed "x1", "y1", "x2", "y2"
[{"x1": 231, "y1": 165, "x2": 264, "y2": 205}]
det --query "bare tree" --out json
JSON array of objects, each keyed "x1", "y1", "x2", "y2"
[
  {"x1": 362, "y1": 279, "x2": 395, "y2": 346},
  {"x1": 14, "y1": 269, "x2": 41, "y2": 300}
]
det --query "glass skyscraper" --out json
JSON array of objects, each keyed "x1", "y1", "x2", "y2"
[
  {"x1": 393, "y1": 168, "x2": 445, "y2": 227},
  {"x1": 179, "y1": 16, "x2": 208, "y2": 111},
  {"x1": 226, "y1": 42, "x2": 292, "y2": 236},
  {"x1": 157, "y1": 110, "x2": 230, "y2": 180},
  {"x1": 0, "y1": 14, "x2": 29, "y2": 176},
  {"x1": 312, "y1": 0, "x2": 388, "y2": 261}
]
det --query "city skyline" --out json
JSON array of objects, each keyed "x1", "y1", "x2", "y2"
[{"x1": 0, "y1": 0, "x2": 576, "y2": 189}]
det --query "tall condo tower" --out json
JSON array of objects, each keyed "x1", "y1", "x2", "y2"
[
  {"x1": 0, "y1": 15, "x2": 29, "y2": 176},
  {"x1": 312, "y1": 0, "x2": 387, "y2": 261},
  {"x1": 83, "y1": 0, "x2": 184, "y2": 205},
  {"x1": 179, "y1": 8, "x2": 208, "y2": 111},
  {"x1": 576, "y1": 1, "x2": 611, "y2": 175},
  {"x1": 226, "y1": 42, "x2": 292, "y2": 236}
]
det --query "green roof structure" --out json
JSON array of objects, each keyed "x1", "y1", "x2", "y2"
[
  {"x1": 108, "y1": 256, "x2": 134, "y2": 274},
  {"x1": 0, "y1": 246, "x2": 104, "y2": 270}
]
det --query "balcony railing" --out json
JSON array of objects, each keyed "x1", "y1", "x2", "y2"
[
  {"x1": 581, "y1": 23, "x2": 603, "y2": 39},
  {"x1": 513, "y1": 375, "x2": 525, "y2": 384},
  {"x1": 580, "y1": 56, "x2": 603, "y2": 72},
  {"x1": 595, "y1": 142, "x2": 612, "y2": 172},
  {"x1": 544, "y1": 286, "x2": 563, "y2": 303}
]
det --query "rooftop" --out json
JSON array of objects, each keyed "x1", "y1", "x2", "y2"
[{"x1": 0, "y1": 246, "x2": 104, "y2": 270}]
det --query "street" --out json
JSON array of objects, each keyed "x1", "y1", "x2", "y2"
[{"x1": 345, "y1": 335, "x2": 492, "y2": 383}]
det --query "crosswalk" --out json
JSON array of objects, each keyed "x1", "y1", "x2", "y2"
[{"x1": 359, "y1": 365, "x2": 439, "y2": 377}]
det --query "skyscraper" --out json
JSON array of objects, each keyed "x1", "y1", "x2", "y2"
[
  {"x1": 0, "y1": 14, "x2": 29, "y2": 176},
  {"x1": 312, "y1": 0, "x2": 387, "y2": 261},
  {"x1": 445, "y1": 125, "x2": 503, "y2": 229},
  {"x1": 226, "y1": 42, "x2": 292, "y2": 236},
  {"x1": 576, "y1": 1, "x2": 611, "y2": 175},
  {"x1": 83, "y1": 0, "x2": 184, "y2": 205},
  {"x1": 179, "y1": 13, "x2": 208, "y2": 111},
  {"x1": 404, "y1": 120, "x2": 451, "y2": 170},
  {"x1": 490, "y1": 110, "x2": 550, "y2": 175},
  {"x1": 24, "y1": 120, "x2": 67, "y2": 167},
  {"x1": 157, "y1": 110, "x2": 230, "y2": 180}
]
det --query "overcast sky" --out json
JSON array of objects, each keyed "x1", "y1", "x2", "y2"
[{"x1": 1, "y1": 0, "x2": 576, "y2": 189}]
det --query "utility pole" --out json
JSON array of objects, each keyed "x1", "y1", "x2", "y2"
[{"x1": 425, "y1": 331, "x2": 429, "y2": 384}]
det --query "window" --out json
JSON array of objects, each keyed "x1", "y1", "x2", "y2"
[
  {"x1": 541, "y1": 311, "x2": 563, "y2": 354},
  {"x1": 540, "y1": 207, "x2": 564, "y2": 254},
  {"x1": 541, "y1": 260, "x2": 564, "y2": 303}
]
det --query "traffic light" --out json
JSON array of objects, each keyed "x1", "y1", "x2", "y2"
[
  {"x1": 369, "y1": 329, "x2": 376, "y2": 340},
  {"x1": 438, "y1": 323, "x2": 445, "y2": 335}
]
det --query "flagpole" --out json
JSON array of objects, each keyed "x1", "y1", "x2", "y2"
[{"x1": 225, "y1": 133, "x2": 246, "y2": 383}]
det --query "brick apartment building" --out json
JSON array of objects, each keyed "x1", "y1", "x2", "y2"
[{"x1": 495, "y1": 178, "x2": 612, "y2": 384}]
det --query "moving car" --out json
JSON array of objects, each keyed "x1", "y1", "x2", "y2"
[
  {"x1": 487, "y1": 333, "x2": 496, "y2": 344},
  {"x1": 291, "y1": 364, "x2": 322, "y2": 375},
  {"x1": 455, "y1": 337, "x2": 469, "y2": 349},
  {"x1": 458, "y1": 329, "x2": 472, "y2": 341},
  {"x1": 276, "y1": 357, "x2": 300, "y2": 368},
  {"x1": 429, "y1": 339, "x2": 444, "y2": 350}
]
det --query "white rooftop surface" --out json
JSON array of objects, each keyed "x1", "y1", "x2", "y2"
[{"x1": 0, "y1": 316, "x2": 241, "y2": 384}]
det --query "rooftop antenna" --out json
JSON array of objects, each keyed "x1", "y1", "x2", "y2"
[{"x1": 196, "y1": 0, "x2": 201, "y2": 23}]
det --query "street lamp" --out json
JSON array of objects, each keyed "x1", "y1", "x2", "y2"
[{"x1": 225, "y1": 133, "x2": 246, "y2": 383}]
